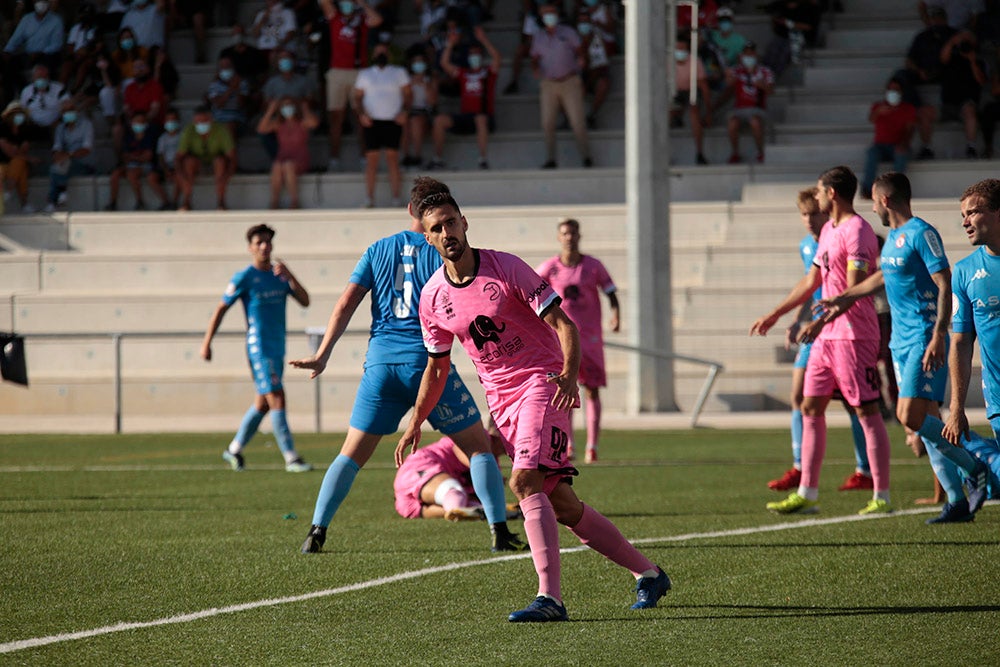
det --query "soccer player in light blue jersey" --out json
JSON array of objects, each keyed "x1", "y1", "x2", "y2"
[
  {"x1": 943, "y1": 178, "x2": 1000, "y2": 496},
  {"x1": 201, "y1": 224, "x2": 313, "y2": 472},
  {"x1": 822, "y1": 173, "x2": 989, "y2": 522},
  {"x1": 291, "y1": 177, "x2": 525, "y2": 554},
  {"x1": 769, "y1": 188, "x2": 874, "y2": 494}
]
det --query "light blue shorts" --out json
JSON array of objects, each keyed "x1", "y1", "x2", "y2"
[
  {"x1": 891, "y1": 342, "x2": 946, "y2": 401},
  {"x1": 793, "y1": 341, "x2": 812, "y2": 369},
  {"x1": 249, "y1": 353, "x2": 283, "y2": 395}
]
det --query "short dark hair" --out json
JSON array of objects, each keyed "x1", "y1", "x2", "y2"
[
  {"x1": 818, "y1": 165, "x2": 858, "y2": 202},
  {"x1": 246, "y1": 224, "x2": 275, "y2": 243},
  {"x1": 961, "y1": 179, "x2": 1000, "y2": 210},
  {"x1": 872, "y1": 172, "x2": 911, "y2": 206},
  {"x1": 558, "y1": 217, "x2": 580, "y2": 231},
  {"x1": 410, "y1": 176, "x2": 460, "y2": 219}
]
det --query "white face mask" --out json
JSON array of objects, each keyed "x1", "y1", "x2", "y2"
[
  {"x1": 885, "y1": 89, "x2": 902, "y2": 106},
  {"x1": 675, "y1": 49, "x2": 689, "y2": 63},
  {"x1": 740, "y1": 55, "x2": 757, "y2": 69},
  {"x1": 35, "y1": 1, "x2": 49, "y2": 13}
]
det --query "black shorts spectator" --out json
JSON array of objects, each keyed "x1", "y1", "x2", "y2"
[
  {"x1": 363, "y1": 119, "x2": 402, "y2": 150},
  {"x1": 449, "y1": 112, "x2": 495, "y2": 134}
]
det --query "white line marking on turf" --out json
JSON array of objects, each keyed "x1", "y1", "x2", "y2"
[{"x1": 0, "y1": 506, "x2": 951, "y2": 655}]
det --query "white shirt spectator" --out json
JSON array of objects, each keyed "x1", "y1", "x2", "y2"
[
  {"x1": 157, "y1": 131, "x2": 181, "y2": 168},
  {"x1": 4, "y1": 9, "x2": 65, "y2": 55},
  {"x1": 253, "y1": 4, "x2": 297, "y2": 51},
  {"x1": 354, "y1": 64, "x2": 410, "y2": 120},
  {"x1": 67, "y1": 22, "x2": 98, "y2": 52},
  {"x1": 53, "y1": 117, "x2": 96, "y2": 169},
  {"x1": 20, "y1": 80, "x2": 68, "y2": 127},
  {"x1": 120, "y1": 1, "x2": 166, "y2": 48},
  {"x1": 106, "y1": 0, "x2": 130, "y2": 11}
]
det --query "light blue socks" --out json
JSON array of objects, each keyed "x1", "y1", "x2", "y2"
[{"x1": 312, "y1": 454, "x2": 361, "y2": 526}]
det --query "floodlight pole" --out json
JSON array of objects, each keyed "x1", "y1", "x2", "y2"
[{"x1": 625, "y1": 0, "x2": 678, "y2": 412}]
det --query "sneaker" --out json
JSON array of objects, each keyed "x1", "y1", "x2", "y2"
[
  {"x1": 584, "y1": 447, "x2": 598, "y2": 463},
  {"x1": 566, "y1": 443, "x2": 575, "y2": 461},
  {"x1": 631, "y1": 567, "x2": 671, "y2": 609},
  {"x1": 966, "y1": 145, "x2": 979, "y2": 159},
  {"x1": 508, "y1": 596, "x2": 568, "y2": 623},
  {"x1": 103, "y1": 201, "x2": 118, "y2": 211},
  {"x1": 766, "y1": 492, "x2": 818, "y2": 514},
  {"x1": 583, "y1": 157, "x2": 593, "y2": 168},
  {"x1": 21, "y1": 203, "x2": 36, "y2": 214},
  {"x1": 926, "y1": 498, "x2": 975, "y2": 524},
  {"x1": 965, "y1": 462, "x2": 989, "y2": 513},
  {"x1": 134, "y1": 200, "x2": 146, "y2": 211},
  {"x1": 285, "y1": 457, "x2": 312, "y2": 473},
  {"x1": 478, "y1": 158, "x2": 489, "y2": 169},
  {"x1": 43, "y1": 203, "x2": 56, "y2": 213},
  {"x1": 491, "y1": 529, "x2": 529, "y2": 553},
  {"x1": 767, "y1": 467, "x2": 801, "y2": 491},
  {"x1": 756, "y1": 152, "x2": 765, "y2": 164},
  {"x1": 541, "y1": 160, "x2": 557, "y2": 169},
  {"x1": 727, "y1": 153, "x2": 741, "y2": 164},
  {"x1": 838, "y1": 471, "x2": 874, "y2": 491},
  {"x1": 362, "y1": 197, "x2": 374, "y2": 209},
  {"x1": 444, "y1": 506, "x2": 483, "y2": 522},
  {"x1": 917, "y1": 147, "x2": 935, "y2": 160},
  {"x1": 696, "y1": 152, "x2": 708, "y2": 165},
  {"x1": 301, "y1": 524, "x2": 327, "y2": 553},
  {"x1": 158, "y1": 201, "x2": 173, "y2": 211},
  {"x1": 858, "y1": 498, "x2": 892, "y2": 515},
  {"x1": 503, "y1": 80, "x2": 519, "y2": 95},
  {"x1": 56, "y1": 191, "x2": 68, "y2": 206},
  {"x1": 222, "y1": 450, "x2": 244, "y2": 471},
  {"x1": 425, "y1": 158, "x2": 445, "y2": 170}
]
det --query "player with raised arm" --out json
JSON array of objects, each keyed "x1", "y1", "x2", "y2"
[
  {"x1": 397, "y1": 178, "x2": 669, "y2": 623},
  {"x1": 291, "y1": 178, "x2": 525, "y2": 554},
  {"x1": 201, "y1": 224, "x2": 312, "y2": 472},
  {"x1": 535, "y1": 217, "x2": 619, "y2": 463},
  {"x1": 750, "y1": 166, "x2": 893, "y2": 515},
  {"x1": 820, "y1": 172, "x2": 989, "y2": 522}
]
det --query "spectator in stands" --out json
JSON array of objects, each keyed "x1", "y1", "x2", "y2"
[
  {"x1": 170, "y1": 0, "x2": 213, "y2": 63},
  {"x1": 257, "y1": 97, "x2": 318, "y2": 208},
  {"x1": 503, "y1": 0, "x2": 541, "y2": 94},
  {"x1": 672, "y1": 33, "x2": 712, "y2": 165},
  {"x1": 123, "y1": 58, "x2": 165, "y2": 126},
  {"x1": 3, "y1": 0, "x2": 65, "y2": 101},
  {"x1": 47, "y1": 99, "x2": 95, "y2": 212},
  {"x1": 725, "y1": 41, "x2": 774, "y2": 164},
  {"x1": 940, "y1": 29, "x2": 986, "y2": 157},
  {"x1": 262, "y1": 48, "x2": 318, "y2": 103},
  {"x1": 250, "y1": 0, "x2": 298, "y2": 61},
  {"x1": 106, "y1": 110, "x2": 170, "y2": 210},
  {"x1": 157, "y1": 107, "x2": 181, "y2": 208},
  {"x1": 905, "y1": 4, "x2": 957, "y2": 159},
  {"x1": 120, "y1": 0, "x2": 166, "y2": 50},
  {"x1": 400, "y1": 48, "x2": 437, "y2": 168},
  {"x1": 353, "y1": 41, "x2": 410, "y2": 207},
  {"x1": 94, "y1": 51, "x2": 122, "y2": 136},
  {"x1": 318, "y1": 0, "x2": 383, "y2": 172},
  {"x1": 98, "y1": 0, "x2": 129, "y2": 33},
  {"x1": 111, "y1": 27, "x2": 149, "y2": 81},
  {"x1": 0, "y1": 101, "x2": 37, "y2": 213},
  {"x1": 978, "y1": 49, "x2": 1000, "y2": 157},
  {"x1": 531, "y1": 3, "x2": 593, "y2": 169},
  {"x1": 220, "y1": 24, "x2": 270, "y2": 89},
  {"x1": 429, "y1": 28, "x2": 499, "y2": 169},
  {"x1": 761, "y1": 0, "x2": 821, "y2": 75},
  {"x1": 861, "y1": 78, "x2": 917, "y2": 198},
  {"x1": 150, "y1": 46, "x2": 179, "y2": 104},
  {"x1": 19, "y1": 64, "x2": 68, "y2": 140},
  {"x1": 919, "y1": 0, "x2": 983, "y2": 30},
  {"x1": 577, "y1": 6, "x2": 611, "y2": 129},
  {"x1": 580, "y1": 0, "x2": 618, "y2": 56},
  {"x1": 60, "y1": 3, "x2": 99, "y2": 92},
  {"x1": 677, "y1": 0, "x2": 718, "y2": 32},
  {"x1": 709, "y1": 7, "x2": 748, "y2": 67},
  {"x1": 206, "y1": 56, "x2": 250, "y2": 149},
  {"x1": 175, "y1": 105, "x2": 236, "y2": 210}
]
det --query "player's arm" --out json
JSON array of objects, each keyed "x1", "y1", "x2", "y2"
[
  {"x1": 817, "y1": 269, "x2": 885, "y2": 321},
  {"x1": 200, "y1": 301, "x2": 232, "y2": 361},
  {"x1": 274, "y1": 260, "x2": 310, "y2": 307},
  {"x1": 922, "y1": 267, "x2": 952, "y2": 372},
  {"x1": 420, "y1": 505, "x2": 447, "y2": 519},
  {"x1": 289, "y1": 282, "x2": 368, "y2": 378},
  {"x1": 943, "y1": 329, "x2": 976, "y2": 446},
  {"x1": 396, "y1": 354, "x2": 452, "y2": 466},
  {"x1": 606, "y1": 290, "x2": 620, "y2": 332},
  {"x1": 785, "y1": 297, "x2": 812, "y2": 350},
  {"x1": 749, "y1": 265, "x2": 822, "y2": 336},
  {"x1": 543, "y1": 304, "x2": 581, "y2": 411}
]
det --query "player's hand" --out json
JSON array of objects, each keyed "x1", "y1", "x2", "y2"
[
  {"x1": 395, "y1": 424, "x2": 422, "y2": 468},
  {"x1": 546, "y1": 372, "x2": 580, "y2": 411},
  {"x1": 609, "y1": 313, "x2": 620, "y2": 332},
  {"x1": 921, "y1": 332, "x2": 947, "y2": 372},
  {"x1": 784, "y1": 321, "x2": 800, "y2": 350},
  {"x1": 272, "y1": 260, "x2": 290, "y2": 280},
  {"x1": 200, "y1": 343, "x2": 212, "y2": 361},
  {"x1": 289, "y1": 355, "x2": 327, "y2": 378},
  {"x1": 749, "y1": 312, "x2": 779, "y2": 336},
  {"x1": 796, "y1": 318, "x2": 825, "y2": 344},
  {"x1": 817, "y1": 293, "x2": 852, "y2": 320},
  {"x1": 942, "y1": 409, "x2": 969, "y2": 447}
]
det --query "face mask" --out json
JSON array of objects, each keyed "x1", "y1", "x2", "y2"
[
  {"x1": 741, "y1": 55, "x2": 757, "y2": 69},
  {"x1": 135, "y1": 71, "x2": 149, "y2": 82},
  {"x1": 585, "y1": 0, "x2": 599, "y2": 6},
  {"x1": 219, "y1": 68, "x2": 235, "y2": 82},
  {"x1": 278, "y1": 57, "x2": 294, "y2": 73},
  {"x1": 13, "y1": 113, "x2": 26, "y2": 126},
  {"x1": 373, "y1": 53, "x2": 389, "y2": 68},
  {"x1": 467, "y1": 54, "x2": 482, "y2": 69},
  {"x1": 280, "y1": 104, "x2": 296, "y2": 118},
  {"x1": 338, "y1": 1, "x2": 354, "y2": 14},
  {"x1": 675, "y1": 49, "x2": 689, "y2": 63},
  {"x1": 131, "y1": 122, "x2": 147, "y2": 134},
  {"x1": 195, "y1": 121, "x2": 211, "y2": 135},
  {"x1": 164, "y1": 119, "x2": 180, "y2": 132},
  {"x1": 120, "y1": 38, "x2": 134, "y2": 50},
  {"x1": 885, "y1": 89, "x2": 902, "y2": 106},
  {"x1": 411, "y1": 61, "x2": 427, "y2": 74},
  {"x1": 719, "y1": 19, "x2": 733, "y2": 33},
  {"x1": 35, "y1": 1, "x2": 49, "y2": 13},
  {"x1": 34, "y1": 78, "x2": 49, "y2": 89},
  {"x1": 542, "y1": 13, "x2": 559, "y2": 27},
  {"x1": 134, "y1": 0, "x2": 148, "y2": 6},
  {"x1": 577, "y1": 22, "x2": 592, "y2": 36},
  {"x1": 62, "y1": 111, "x2": 78, "y2": 124}
]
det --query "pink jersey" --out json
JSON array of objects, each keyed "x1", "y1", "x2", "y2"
[
  {"x1": 393, "y1": 437, "x2": 473, "y2": 519},
  {"x1": 814, "y1": 214, "x2": 880, "y2": 341},
  {"x1": 420, "y1": 249, "x2": 565, "y2": 426}
]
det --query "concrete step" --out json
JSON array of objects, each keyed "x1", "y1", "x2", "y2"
[{"x1": 825, "y1": 27, "x2": 918, "y2": 52}]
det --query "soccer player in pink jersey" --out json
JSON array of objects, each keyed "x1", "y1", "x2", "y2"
[
  {"x1": 536, "y1": 218, "x2": 620, "y2": 463},
  {"x1": 750, "y1": 166, "x2": 893, "y2": 515},
  {"x1": 396, "y1": 178, "x2": 669, "y2": 622}
]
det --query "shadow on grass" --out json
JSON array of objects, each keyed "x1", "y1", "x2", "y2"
[{"x1": 579, "y1": 603, "x2": 1000, "y2": 623}]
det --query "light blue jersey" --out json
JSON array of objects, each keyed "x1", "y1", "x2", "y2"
[
  {"x1": 350, "y1": 230, "x2": 443, "y2": 367},
  {"x1": 881, "y1": 217, "x2": 949, "y2": 350},
  {"x1": 952, "y1": 247, "x2": 1000, "y2": 418},
  {"x1": 223, "y1": 265, "x2": 293, "y2": 359},
  {"x1": 799, "y1": 235, "x2": 822, "y2": 306}
]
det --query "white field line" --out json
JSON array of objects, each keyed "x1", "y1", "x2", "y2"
[{"x1": 0, "y1": 506, "x2": 951, "y2": 655}]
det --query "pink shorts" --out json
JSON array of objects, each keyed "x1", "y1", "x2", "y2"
[
  {"x1": 803, "y1": 337, "x2": 881, "y2": 406},
  {"x1": 578, "y1": 343, "x2": 607, "y2": 388},
  {"x1": 495, "y1": 381, "x2": 578, "y2": 492},
  {"x1": 393, "y1": 439, "x2": 471, "y2": 519}
]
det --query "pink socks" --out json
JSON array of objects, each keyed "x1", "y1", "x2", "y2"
[
  {"x1": 858, "y1": 413, "x2": 891, "y2": 492},
  {"x1": 519, "y1": 493, "x2": 562, "y2": 601},
  {"x1": 567, "y1": 503, "x2": 655, "y2": 577},
  {"x1": 799, "y1": 413, "x2": 827, "y2": 494}
]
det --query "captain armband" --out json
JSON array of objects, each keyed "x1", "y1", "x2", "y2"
[{"x1": 847, "y1": 259, "x2": 869, "y2": 272}]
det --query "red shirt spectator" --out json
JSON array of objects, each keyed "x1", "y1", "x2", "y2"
[
  {"x1": 731, "y1": 61, "x2": 774, "y2": 109},
  {"x1": 123, "y1": 76, "x2": 165, "y2": 123},
  {"x1": 457, "y1": 67, "x2": 496, "y2": 115},
  {"x1": 328, "y1": 12, "x2": 369, "y2": 70},
  {"x1": 871, "y1": 100, "x2": 917, "y2": 145}
]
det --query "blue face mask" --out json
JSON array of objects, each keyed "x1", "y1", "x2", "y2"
[
  {"x1": 120, "y1": 38, "x2": 134, "y2": 50},
  {"x1": 411, "y1": 61, "x2": 427, "y2": 74},
  {"x1": 542, "y1": 13, "x2": 559, "y2": 27},
  {"x1": 219, "y1": 68, "x2": 235, "y2": 82},
  {"x1": 338, "y1": 1, "x2": 354, "y2": 14},
  {"x1": 467, "y1": 54, "x2": 482, "y2": 69},
  {"x1": 195, "y1": 121, "x2": 211, "y2": 135},
  {"x1": 584, "y1": 0, "x2": 599, "y2": 6},
  {"x1": 577, "y1": 22, "x2": 592, "y2": 36},
  {"x1": 13, "y1": 113, "x2": 26, "y2": 126},
  {"x1": 131, "y1": 122, "x2": 147, "y2": 134},
  {"x1": 34, "y1": 78, "x2": 49, "y2": 89},
  {"x1": 280, "y1": 104, "x2": 296, "y2": 119},
  {"x1": 62, "y1": 111, "x2": 78, "y2": 124},
  {"x1": 164, "y1": 119, "x2": 180, "y2": 132},
  {"x1": 278, "y1": 57, "x2": 294, "y2": 73},
  {"x1": 719, "y1": 20, "x2": 733, "y2": 33}
]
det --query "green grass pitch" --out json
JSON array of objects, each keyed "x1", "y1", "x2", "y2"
[{"x1": 1, "y1": 426, "x2": 997, "y2": 665}]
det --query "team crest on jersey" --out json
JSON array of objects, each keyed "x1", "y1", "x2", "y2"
[
  {"x1": 895, "y1": 234, "x2": 905, "y2": 248},
  {"x1": 468, "y1": 315, "x2": 505, "y2": 350},
  {"x1": 483, "y1": 282, "x2": 502, "y2": 301}
]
